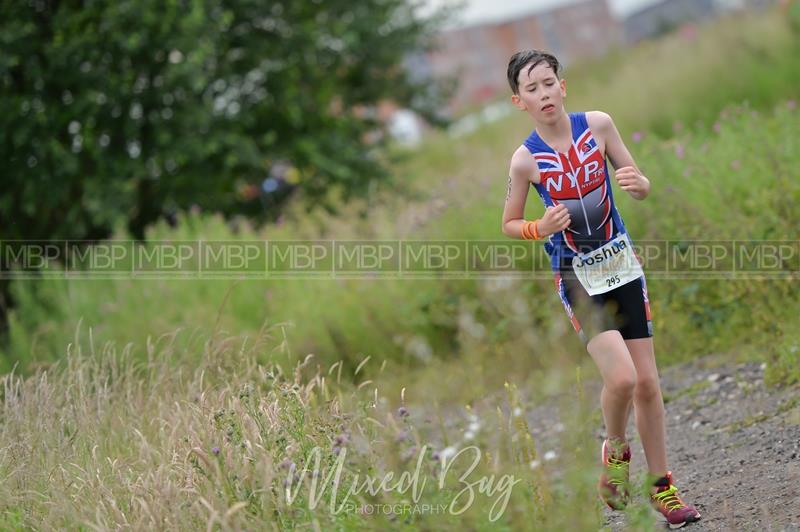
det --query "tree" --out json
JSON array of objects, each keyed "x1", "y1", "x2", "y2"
[{"x1": 0, "y1": 0, "x2": 451, "y2": 319}]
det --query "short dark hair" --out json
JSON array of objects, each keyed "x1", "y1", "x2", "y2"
[{"x1": 507, "y1": 50, "x2": 562, "y2": 95}]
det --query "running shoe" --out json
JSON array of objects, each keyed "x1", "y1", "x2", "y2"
[
  {"x1": 650, "y1": 471, "x2": 701, "y2": 528},
  {"x1": 598, "y1": 437, "x2": 631, "y2": 510}
]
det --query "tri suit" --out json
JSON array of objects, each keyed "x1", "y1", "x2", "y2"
[{"x1": 523, "y1": 111, "x2": 653, "y2": 344}]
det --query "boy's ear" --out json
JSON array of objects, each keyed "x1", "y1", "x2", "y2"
[
  {"x1": 560, "y1": 78, "x2": 567, "y2": 98},
  {"x1": 511, "y1": 94, "x2": 526, "y2": 110}
]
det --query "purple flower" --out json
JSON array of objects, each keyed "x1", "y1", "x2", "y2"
[
  {"x1": 333, "y1": 446, "x2": 342, "y2": 455},
  {"x1": 280, "y1": 458, "x2": 294, "y2": 470},
  {"x1": 674, "y1": 144, "x2": 685, "y2": 159},
  {"x1": 401, "y1": 445, "x2": 418, "y2": 461},
  {"x1": 631, "y1": 131, "x2": 643, "y2": 143},
  {"x1": 713, "y1": 122, "x2": 721, "y2": 134},
  {"x1": 788, "y1": 100, "x2": 797, "y2": 110},
  {"x1": 334, "y1": 434, "x2": 348, "y2": 446},
  {"x1": 212, "y1": 447, "x2": 220, "y2": 455},
  {"x1": 398, "y1": 406, "x2": 409, "y2": 418}
]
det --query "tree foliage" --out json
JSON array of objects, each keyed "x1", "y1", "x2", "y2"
[{"x1": 1, "y1": 0, "x2": 449, "y2": 243}]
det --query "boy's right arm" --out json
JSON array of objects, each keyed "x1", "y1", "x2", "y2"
[
  {"x1": 501, "y1": 146, "x2": 571, "y2": 239},
  {"x1": 502, "y1": 147, "x2": 536, "y2": 238}
]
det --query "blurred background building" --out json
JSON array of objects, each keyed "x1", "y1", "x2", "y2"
[
  {"x1": 410, "y1": 0, "x2": 780, "y2": 118},
  {"x1": 423, "y1": 0, "x2": 620, "y2": 112}
]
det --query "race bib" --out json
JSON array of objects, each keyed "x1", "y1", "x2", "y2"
[{"x1": 571, "y1": 233, "x2": 644, "y2": 295}]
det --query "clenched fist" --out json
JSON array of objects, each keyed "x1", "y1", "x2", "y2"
[
  {"x1": 539, "y1": 204, "x2": 571, "y2": 237},
  {"x1": 614, "y1": 166, "x2": 650, "y2": 199}
]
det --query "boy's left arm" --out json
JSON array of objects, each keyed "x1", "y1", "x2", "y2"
[{"x1": 591, "y1": 111, "x2": 651, "y2": 200}]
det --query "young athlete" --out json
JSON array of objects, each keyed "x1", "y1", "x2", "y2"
[{"x1": 501, "y1": 50, "x2": 701, "y2": 528}]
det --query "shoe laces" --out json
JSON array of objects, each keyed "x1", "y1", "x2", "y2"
[
  {"x1": 652, "y1": 484, "x2": 687, "y2": 511},
  {"x1": 605, "y1": 455, "x2": 629, "y2": 486}
]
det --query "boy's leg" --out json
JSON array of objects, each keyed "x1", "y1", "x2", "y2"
[
  {"x1": 624, "y1": 337, "x2": 668, "y2": 478},
  {"x1": 586, "y1": 330, "x2": 636, "y2": 440},
  {"x1": 587, "y1": 329, "x2": 636, "y2": 509}
]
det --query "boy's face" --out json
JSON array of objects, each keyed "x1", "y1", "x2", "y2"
[{"x1": 511, "y1": 62, "x2": 567, "y2": 123}]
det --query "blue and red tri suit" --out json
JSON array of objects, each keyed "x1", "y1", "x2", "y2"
[{"x1": 523, "y1": 112, "x2": 653, "y2": 343}]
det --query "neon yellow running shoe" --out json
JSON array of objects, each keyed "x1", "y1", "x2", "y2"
[{"x1": 650, "y1": 471, "x2": 701, "y2": 528}]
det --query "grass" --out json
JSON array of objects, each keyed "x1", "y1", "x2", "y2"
[{"x1": 0, "y1": 323, "x2": 625, "y2": 530}]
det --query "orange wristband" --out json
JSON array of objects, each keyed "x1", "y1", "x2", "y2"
[
  {"x1": 521, "y1": 221, "x2": 532, "y2": 239},
  {"x1": 521, "y1": 220, "x2": 541, "y2": 240}
]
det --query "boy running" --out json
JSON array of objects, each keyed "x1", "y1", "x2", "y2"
[{"x1": 501, "y1": 50, "x2": 701, "y2": 528}]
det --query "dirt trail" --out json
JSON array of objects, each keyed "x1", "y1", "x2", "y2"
[
  {"x1": 541, "y1": 354, "x2": 800, "y2": 530},
  {"x1": 429, "y1": 353, "x2": 800, "y2": 530}
]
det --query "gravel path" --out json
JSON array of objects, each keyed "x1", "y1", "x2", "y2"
[
  {"x1": 425, "y1": 353, "x2": 800, "y2": 530},
  {"x1": 542, "y1": 355, "x2": 800, "y2": 530}
]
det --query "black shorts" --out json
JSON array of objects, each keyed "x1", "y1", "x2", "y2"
[{"x1": 554, "y1": 267, "x2": 653, "y2": 345}]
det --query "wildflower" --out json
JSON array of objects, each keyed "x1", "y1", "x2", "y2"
[
  {"x1": 788, "y1": 100, "x2": 797, "y2": 111},
  {"x1": 631, "y1": 131, "x2": 643, "y2": 143},
  {"x1": 713, "y1": 122, "x2": 721, "y2": 134},
  {"x1": 674, "y1": 144, "x2": 685, "y2": 159},
  {"x1": 401, "y1": 446, "x2": 418, "y2": 462},
  {"x1": 335, "y1": 434, "x2": 348, "y2": 446},
  {"x1": 398, "y1": 406, "x2": 409, "y2": 418},
  {"x1": 543, "y1": 450, "x2": 557, "y2": 461},
  {"x1": 212, "y1": 446, "x2": 220, "y2": 455},
  {"x1": 440, "y1": 446, "x2": 457, "y2": 461}
]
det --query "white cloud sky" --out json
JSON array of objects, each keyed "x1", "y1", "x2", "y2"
[{"x1": 424, "y1": 0, "x2": 665, "y2": 26}]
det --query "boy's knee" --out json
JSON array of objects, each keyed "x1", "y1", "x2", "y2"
[
  {"x1": 608, "y1": 373, "x2": 636, "y2": 398},
  {"x1": 634, "y1": 375, "x2": 661, "y2": 402}
]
